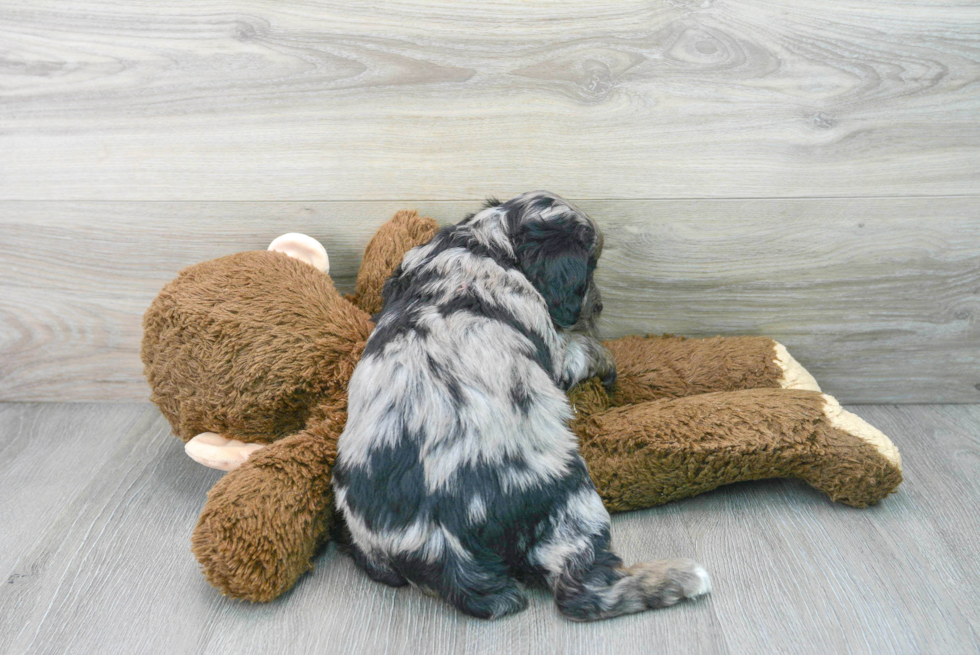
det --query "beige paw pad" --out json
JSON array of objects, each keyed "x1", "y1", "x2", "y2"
[
  {"x1": 185, "y1": 432, "x2": 266, "y2": 471},
  {"x1": 268, "y1": 233, "x2": 329, "y2": 273},
  {"x1": 773, "y1": 342, "x2": 821, "y2": 391},
  {"x1": 822, "y1": 395, "x2": 901, "y2": 467}
]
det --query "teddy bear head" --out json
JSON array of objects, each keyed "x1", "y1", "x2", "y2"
[{"x1": 141, "y1": 234, "x2": 373, "y2": 450}]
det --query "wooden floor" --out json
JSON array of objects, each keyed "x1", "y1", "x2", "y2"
[{"x1": 1, "y1": 402, "x2": 977, "y2": 655}]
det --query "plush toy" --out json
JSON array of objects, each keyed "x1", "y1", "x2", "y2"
[{"x1": 141, "y1": 211, "x2": 902, "y2": 603}]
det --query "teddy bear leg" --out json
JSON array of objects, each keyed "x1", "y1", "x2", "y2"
[
  {"x1": 191, "y1": 418, "x2": 339, "y2": 602},
  {"x1": 602, "y1": 334, "x2": 819, "y2": 407},
  {"x1": 575, "y1": 388, "x2": 901, "y2": 511},
  {"x1": 184, "y1": 432, "x2": 266, "y2": 471}
]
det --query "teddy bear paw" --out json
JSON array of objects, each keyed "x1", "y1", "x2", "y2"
[
  {"x1": 821, "y1": 395, "x2": 901, "y2": 467},
  {"x1": 773, "y1": 342, "x2": 821, "y2": 392},
  {"x1": 185, "y1": 432, "x2": 266, "y2": 471}
]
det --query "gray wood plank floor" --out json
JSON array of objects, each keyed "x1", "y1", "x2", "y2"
[{"x1": 1, "y1": 402, "x2": 977, "y2": 655}]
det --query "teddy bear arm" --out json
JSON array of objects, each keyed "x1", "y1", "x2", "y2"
[
  {"x1": 191, "y1": 416, "x2": 341, "y2": 602},
  {"x1": 350, "y1": 210, "x2": 439, "y2": 316},
  {"x1": 575, "y1": 388, "x2": 901, "y2": 511},
  {"x1": 601, "y1": 334, "x2": 820, "y2": 408}
]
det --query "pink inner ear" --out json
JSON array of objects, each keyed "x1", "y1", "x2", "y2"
[
  {"x1": 184, "y1": 432, "x2": 266, "y2": 471},
  {"x1": 268, "y1": 233, "x2": 329, "y2": 273}
]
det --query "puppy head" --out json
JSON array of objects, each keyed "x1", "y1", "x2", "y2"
[{"x1": 500, "y1": 191, "x2": 604, "y2": 332}]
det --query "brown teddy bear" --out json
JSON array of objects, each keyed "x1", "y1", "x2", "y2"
[{"x1": 141, "y1": 210, "x2": 902, "y2": 603}]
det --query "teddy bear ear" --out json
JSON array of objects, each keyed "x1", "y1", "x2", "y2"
[{"x1": 268, "y1": 233, "x2": 329, "y2": 274}]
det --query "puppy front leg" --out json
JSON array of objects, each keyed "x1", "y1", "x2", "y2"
[{"x1": 560, "y1": 331, "x2": 617, "y2": 390}]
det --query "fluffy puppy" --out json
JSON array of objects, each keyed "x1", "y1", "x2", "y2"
[{"x1": 333, "y1": 191, "x2": 710, "y2": 621}]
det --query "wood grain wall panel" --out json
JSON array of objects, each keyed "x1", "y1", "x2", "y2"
[
  {"x1": 1, "y1": 0, "x2": 978, "y2": 200},
  {"x1": 1, "y1": 198, "x2": 976, "y2": 402}
]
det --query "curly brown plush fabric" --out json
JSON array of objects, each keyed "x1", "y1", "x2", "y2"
[
  {"x1": 141, "y1": 210, "x2": 902, "y2": 603},
  {"x1": 191, "y1": 409, "x2": 343, "y2": 602},
  {"x1": 570, "y1": 382, "x2": 902, "y2": 510},
  {"x1": 142, "y1": 251, "x2": 371, "y2": 444},
  {"x1": 605, "y1": 334, "x2": 785, "y2": 407},
  {"x1": 144, "y1": 211, "x2": 442, "y2": 601},
  {"x1": 349, "y1": 209, "x2": 439, "y2": 316}
]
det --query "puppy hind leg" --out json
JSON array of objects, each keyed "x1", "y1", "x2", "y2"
[
  {"x1": 554, "y1": 548, "x2": 711, "y2": 622},
  {"x1": 347, "y1": 540, "x2": 408, "y2": 588},
  {"x1": 419, "y1": 551, "x2": 529, "y2": 620}
]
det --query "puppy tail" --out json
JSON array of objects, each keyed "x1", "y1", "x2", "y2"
[{"x1": 555, "y1": 556, "x2": 711, "y2": 621}]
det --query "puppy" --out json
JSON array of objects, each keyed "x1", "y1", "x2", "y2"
[{"x1": 333, "y1": 191, "x2": 710, "y2": 621}]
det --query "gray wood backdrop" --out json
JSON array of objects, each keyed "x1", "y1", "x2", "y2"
[{"x1": 1, "y1": 1, "x2": 978, "y2": 403}]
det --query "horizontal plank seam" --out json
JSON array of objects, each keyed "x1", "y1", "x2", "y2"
[
  {"x1": 3, "y1": 401, "x2": 978, "y2": 407},
  {"x1": 1, "y1": 194, "x2": 980, "y2": 204}
]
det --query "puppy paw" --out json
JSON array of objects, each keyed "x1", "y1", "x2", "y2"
[
  {"x1": 455, "y1": 586, "x2": 530, "y2": 620},
  {"x1": 600, "y1": 367, "x2": 618, "y2": 389},
  {"x1": 490, "y1": 589, "x2": 531, "y2": 619},
  {"x1": 596, "y1": 345, "x2": 618, "y2": 389}
]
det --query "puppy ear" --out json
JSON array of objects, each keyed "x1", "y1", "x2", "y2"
[
  {"x1": 374, "y1": 225, "x2": 451, "y2": 320},
  {"x1": 375, "y1": 263, "x2": 410, "y2": 320},
  {"x1": 515, "y1": 219, "x2": 594, "y2": 328}
]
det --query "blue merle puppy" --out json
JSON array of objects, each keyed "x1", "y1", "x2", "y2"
[{"x1": 333, "y1": 191, "x2": 710, "y2": 621}]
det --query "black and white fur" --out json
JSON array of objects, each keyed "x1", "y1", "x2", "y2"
[{"x1": 333, "y1": 191, "x2": 710, "y2": 621}]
